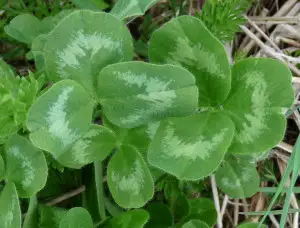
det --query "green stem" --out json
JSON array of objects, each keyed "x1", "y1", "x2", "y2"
[
  {"x1": 23, "y1": 195, "x2": 38, "y2": 228},
  {"x1": 94, "y1": 161, "x2": 106, "y2": 220},
  {"x1": 170, "y1": 0, "x2": 177, "y2": 17}
]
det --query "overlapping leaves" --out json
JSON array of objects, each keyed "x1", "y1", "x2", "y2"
[
  {"x1": 111, "y1": 0, "x2": 159, "y2": 20},
  {"x1": 41, "y1": 10, "x2": 133, "y2": 94},
  {"x1": 27, "y1": 80, "x2": 116, "y2": 169},
  {"x1": 4, "y1": 10, "x2": 74, "y2": 46},
  {"x1": 1, "y1": 10, "x2": 294, "y2": 226},
  {"x1": 215, "y1": 156, "x2": 260, "y2": 198},
  {"x1": 148, "y1": 15, "x2": 294, "y2": 181}
]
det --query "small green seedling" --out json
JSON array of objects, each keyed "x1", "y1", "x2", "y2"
[{"x1": 0, "y1": 1, "x2": 293, "y2": 227}]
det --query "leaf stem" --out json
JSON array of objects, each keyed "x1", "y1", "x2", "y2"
[
  {"x1": 210, "y1": 175, "x2": 223, "y2": 228},
  {"x1": 23, "y1": 195, "x2": 38, "y2": 228},
  {"x1": 94, "y1": 161, "x2": 106, "y2": 220}
]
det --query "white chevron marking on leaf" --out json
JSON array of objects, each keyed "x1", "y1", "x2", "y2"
[
  {"x1": 114, "y1": 70, "x2": 176, "y2": 125},
  {"x1": 221, "y1": 177, "x2": 241, "y2": 189},
  {"x1": 57, "y1": 30, "x2": 122, "y2": 77},
  {"x1": 167, "y1": 37, "x2": 224, "y2": 78},
  {"x1": 162, "y1": 123, "x2": 228, "y2": 160},
  {"x1": 112, "y1": 160, "x2": 144, "y2": 194},
  {"x1": 71, "y1": 128, "x2": 102, "y2": 163},
  {"x1": 47, "y1": 86, "x2": 78, "y2": 148},
  {"x1": 114, "y1": 71, "x2": 172, "y2": 92},
  {"x1": 236, "y1": 71, "x2": 268, "y2": 144},
  {"x1": 9, "y1": 146, "x2": 34, "y2": 188},
  {"x1": 113, "y1": 0, "x2": 138, "y2": 19},
  {"x1": 5, "y1": 191, "x2": 16, "y2": 228},
  {"x1": 147, "y1": 122, "x2": 160, "y2": 140}
]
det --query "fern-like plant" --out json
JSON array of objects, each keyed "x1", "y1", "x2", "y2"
[{"x1": 197, "y1": 0, "x2": 252, "y2": 42}]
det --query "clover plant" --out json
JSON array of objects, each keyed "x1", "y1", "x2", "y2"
[{"x1": 0, "y1": 1, "x2": 294, "y2": 227}]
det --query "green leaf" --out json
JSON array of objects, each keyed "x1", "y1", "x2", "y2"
[
  {"x1": 0, "y1": 58, "x2": 15, "y2": 79},
  {"x1": 4, "y1": 134, "x2": 48, "y2": 197},
  {"x1": 0, "y1": 59, "x2": 19, "y2": 137},
  {"x1": 234, "y1": 150, "x2": 269, "y2": 164},
  {"x1": 72, "y1": 0, "x2": 109, "y2": 10},
  {"x1": 102, "y1": 115, "x2": 151, "y2": 154},
  {"x1": 23, "y1": 196, "x2": 39, "y2": 228},
  {"x1": 104, "y1": 209, "x2": 149, "y2": 228},
  {"x1": 188, "y1": 198, "x2": 217, "y2": 227},
  {"x1": 98, "y1": 62, "x2": 198, "y2": 128},
  {"x1": 148, "y1": 112, "x2": 235, "y2": 180},
  {"x1": 107, "y1": 145, "x2": 154, "y2": 208},
  {"x1": 215, "y1": 156, "x2": 260, "y2": 198},
  {"x1": 0, "y1": 153, "x2": 5, "y2": 181},
  {"x1": 103, "y1": 116, "x2": 164, "y2": 181},
  {"x1": 32, "y1": 34, "x2": 48, "y2": 72},
  {"x1": 145, "y1": 202, "x2": 173, "y2": 228},
  {"x1": 111, "y1": 0, "x2": 159, "y2": 20},
  {"x1": 59, "y1": 124, "x2": 116, "y2": 168},
  {"x1": 0, "y1": 182, "x2": 21, "y2": 228},
  {"x1": 181, "y1": 220, "x2": 209, "y2": 228},
  {"x1": 173, "y1": 193, "x2": 190, "y2": 221},
  {"x1": 27, "y1": 80, "x2": 115, "y2": 168},
  {"x1": 238, "y1": 222, "x2": 268, "y2": 228},
  {"x1": 4, "y1": 14, "x2": 42, "y2": 44},
  {"x1": 43, "y1": 10, "x2": 133, "y2": 94},
  {"x1": 59, "y1": 207, "x2": 93, "y2": 228},
  {"x1": 224, "y1": 58, "x2": 294, "y2": 154},
  {"x1": 39, "y1": 205, "x2": 67, "y2": 228},
  {"x1": 27, "y1": 79, "x2": 93, "y2": 150},
  {"x1": 149, "y1": 16, "x2": 231, "y2": 107}
]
